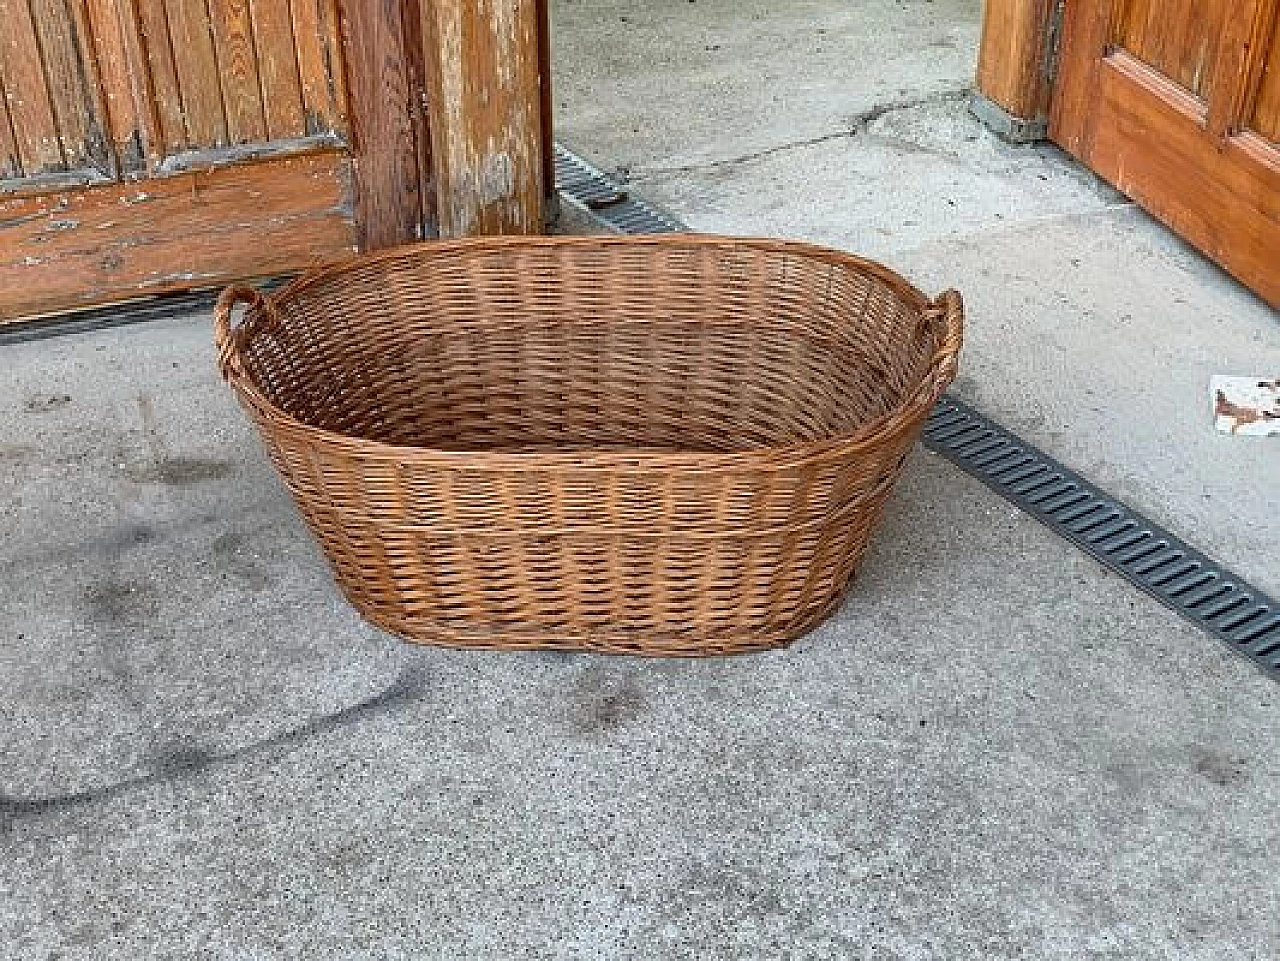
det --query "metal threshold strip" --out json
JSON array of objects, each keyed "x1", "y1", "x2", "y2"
[
  {"x1": 4, "y1": 143, "x2": 1274, "y2": 679},
  {"x1": 0, "y1": 278, "x2": 296, "y2": 347},
  {"x1": 554, "y1": 143, "x2": 1279, "y2": 681},
  {"x1": 0, "y1": 288, "x2": 222, "y2": 346}
]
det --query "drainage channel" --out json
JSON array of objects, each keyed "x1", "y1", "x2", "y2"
[
  {"x1": 924, "y1": 398, "x2": 1280, "y2": 678},
  {"x1": 555, "y1": 143, "x2": 1280, "y2": 681}
]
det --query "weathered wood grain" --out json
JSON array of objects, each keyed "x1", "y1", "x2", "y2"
[
  {"x1": 134, "y1": 0, "x2": 188, "y2": 153},
  {"x1": 0, "y1": 0, "x2": 66, "y2": 173},
  {"x1": 400, "y1": 0, "x2": 436, "y2": 233},
  {"x1": 164, "y1": 0, "x2": 229, "y2": 147},
  {"x1": 291, "y1": 0, "x2": 347, "y2": 137},
  {"x1": 1205, "y1": 0, "x2": 1278, "y2": 138},
  {"x1": 420, "y1": 0, "x2": 545, "y2": 236},
  {"x1": 1048, "y1": 0, "x2": 1109, "y2": 156},
  {"x1": 208, "y1": 0, "x2": 267, "y2": 143},
  {"x1": 0, "y1": 0, "x2": 428, "y2": 315},
  {"x1": 83, "y1": 0, "x2": 150, "y2": 171},
  {"x1": 249, "y1": 0, "x2": 305, "y2": 139},
  {"x1": 113, "y1": 0, "x2": 171, "y2": 168},
  {"x1": 1117, "y1": 0, "x2": 1222, "y2": 100},
  {"x1": 0, "y1": 151, "x2": 357, "y2": 319},
  {"x1": 28, "y1": 0, "x2": 107, "y2": 171},
  {"x1": 1247, "y1": 5, "x2": 1280, "y2": 141},
  {"x1": 337, "y1": 0, "x2": 424, "y2": 248}
]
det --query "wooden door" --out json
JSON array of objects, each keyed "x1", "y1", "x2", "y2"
[
  {"x1": 1051, "y1": 0, "x2": 1280, "y2": 306},
  {"x1": 0, "y1": 1, "x2": 427, "y2": 319}
]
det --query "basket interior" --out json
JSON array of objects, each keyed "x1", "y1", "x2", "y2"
[{"x1": 235, "y1": 241, "x2": 937, "y2": 454}]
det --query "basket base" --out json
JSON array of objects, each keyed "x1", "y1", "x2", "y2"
[{"x1": 345, "y1": 587, "x2": 854, "y2": 658}]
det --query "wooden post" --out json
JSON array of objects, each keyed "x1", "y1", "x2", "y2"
[
  {"x1": 337, "y1": 0, "x2": 430, "y2": 249},
  {"x1": 973, "y1": 0, "x2": 1058, "y2": 142},
  {"x1": 419, "y1": 0, "x2": 546, "y2": 237}
]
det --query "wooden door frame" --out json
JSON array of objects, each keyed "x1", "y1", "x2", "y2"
[
  {"x1": 342, "y1": 0, "x2": 555, "y2": 242},
  {"x1": 339, "y1": 0, "x2": 434, "y2": 250},
  {"x1": 973, "y1": 0, "x2": 1060, "y2": 142},
  {"x1": 342, "y1": 0, "x2": 556, "y2": 243}
]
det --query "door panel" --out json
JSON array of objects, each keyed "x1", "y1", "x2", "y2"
[
  {"x1": 1250, "y1": 17, "x2": 1280, "y2": 140},
  {"x1": 1051, "y1": 0, "x2": 1280, "y2": 306},
  {"x1": 28, "y1": 0, "x2": 110, "y2": 170},
  {"x1": 0, "y1": 0, "x2": 350, "y2": 180},
  {"x1": 291, "y1": 0, "x2": 349, "y2": 138},
  {"x1": 208, "y1": 0, "x2": 271, "y2": 145},
  {"x1": 0, "y1": 0, "x2": 110, "y2": 183},
  {"x1": 125, "y1": 0, "x2": 347, "y2": 167},
  {"x1": 0, "y1": 0, "x2": 420, "y2": 319},
  {"x1": 254, "y1": 3, "x2": 308, "y2": 140},
  {"x1": 0, "y1": 0, "x2": 550, "y2": 319},
  {"x1": 1117, "y1": 0, "x2": 1220, "y2": 99},
  {"x1": 161, "y1": 0, "x2": 232, "y2": 152},
  {"x1": 84, "y1": 0, "x2": 161, "y2": 173}
]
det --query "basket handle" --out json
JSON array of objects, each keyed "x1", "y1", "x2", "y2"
[
  {"x1": 213, "y1": 285, "x2": 265, "y2": 380},
  {"x1": 923, "y1": 289, "x2": 963, "y2": 387}
]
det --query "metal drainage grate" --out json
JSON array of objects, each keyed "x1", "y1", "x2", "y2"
[
  {"x1": 555, "y1": 144, "x2": 683, "y2": 234},
  {"x1": 923, "y1": 397, "x2": 1279, "y2": 679},
  {"x1": 557, "y1": 143, "x2": 1280, "y2": 681}
]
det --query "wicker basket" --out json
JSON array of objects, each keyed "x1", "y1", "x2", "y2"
[{"x1": 214, "y1": 235, "x2": 962, "y2": 656}]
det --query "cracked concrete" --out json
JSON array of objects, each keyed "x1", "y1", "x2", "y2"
[
  {"x1": 2, "y1": 1, "x2": 1278, "y2": 958},
  {"x1": 623, "y1": 89, "x2": 973, "y2": 178},
  {"x1": 551, "y1": 0, "x2": 982, "y2": 170}
]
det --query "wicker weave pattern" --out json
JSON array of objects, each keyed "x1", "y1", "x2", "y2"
[{"x1": 215, "y1": 235, "x2": 962, "y2": 655}]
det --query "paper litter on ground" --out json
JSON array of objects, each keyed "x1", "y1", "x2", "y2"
[{"x1": 1212, "y1": 375, "x2": 1280, "y2": 436}]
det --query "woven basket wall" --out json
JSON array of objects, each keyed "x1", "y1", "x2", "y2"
[{"x1": 215, "y1": 235, "x2": 962, "y2": 656}]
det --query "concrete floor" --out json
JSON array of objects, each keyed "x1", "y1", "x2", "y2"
[{"x1": 3, "y1": 1, "x2": 1278, "y2": 958}]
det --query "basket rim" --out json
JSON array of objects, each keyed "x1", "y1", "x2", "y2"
[
  {"x1": 268, "y1": 232, "x2": 930, "y2": 310},
  {"x1": 216, "y1": 234, "x2": 962, "y2": 472}
]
